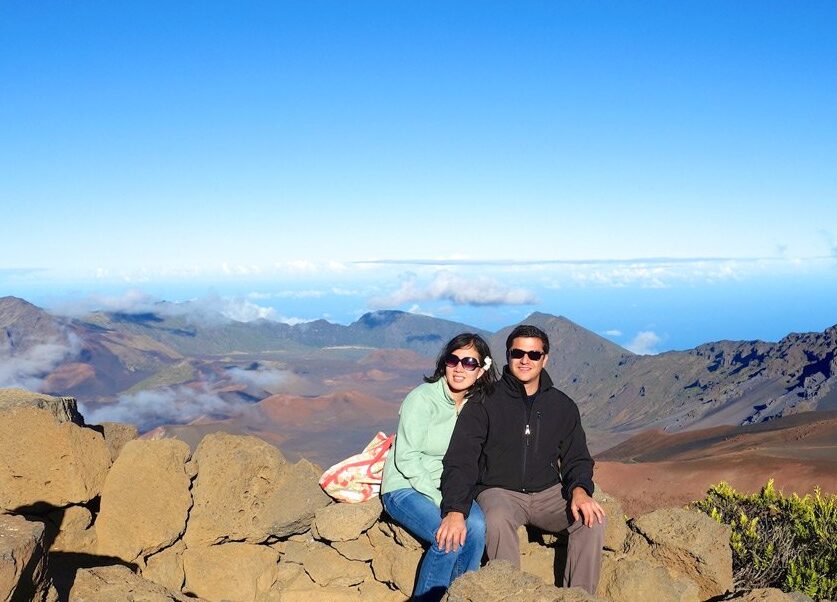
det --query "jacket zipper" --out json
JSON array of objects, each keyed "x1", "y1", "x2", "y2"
[
  {"x1": 521, "y1": 421, "x2": 530, "y2": 492},
  {"x1": 521, "y1": 395, "x2": 534, "y2": 492},
  {"x1": 533, "y1": 410, "x2": 541, "y2": 452}
]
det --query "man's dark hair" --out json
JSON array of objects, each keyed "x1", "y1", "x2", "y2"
[
  {"x1": 505, "y1": 324, "x2": 550, "y2": 354},
  {"x1": 425, "y1": 332, "x2": 498, "y2": 402}
]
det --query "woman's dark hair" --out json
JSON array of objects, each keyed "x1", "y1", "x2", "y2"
[{"x1": 424, "y1": 332, "x2": 498, "y2": 402}]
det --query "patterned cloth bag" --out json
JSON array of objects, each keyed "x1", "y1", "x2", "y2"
[{"x1": 318, "y1": 431, "x2": 395, "y2": 503}]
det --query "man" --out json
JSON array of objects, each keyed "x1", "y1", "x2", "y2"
[{"x1": 436, "y1": 324, "x2": 605, "y2": 594}]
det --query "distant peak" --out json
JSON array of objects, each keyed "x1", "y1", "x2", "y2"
[
  {"x1": 356, "y1": 310, "x2": 407, "y2": 328},
  {"x1": 0, "y1": 296, "x2": 43, "y2": 311}
]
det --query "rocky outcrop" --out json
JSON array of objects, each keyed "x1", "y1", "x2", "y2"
[
  {"x1": 97, "y1": 421, "x2": 138, "y2": 462},
  {"x1": 0, "y1": 514, "x2": 57, "y2": 602},
  {"x1": 624, "y1": 508, "x2": 733, "y2": 599},
  {"x1": 0, "y1": 388, "x2": 83, "y2": 426},
  {"x1": 445, "y1": 560, "x2": 602, "y2": 601},
  {"x1": 312, "y1": 498, "x2": 382, "y2": 542},
  {"x1": 595, "y1": 490, "x2": 628, "y2": 552},
  {"x1": 68, "y1": 565, "x2": 200, "y2": 602},
  {"x1": 0, "y1": 407, "x2": 110, "y2": 512},
  {"x1": 368, "y1": 522, "x2": 423, "y2": 597},
  {"x1": 46, "y1": 505, "x2": 96, "y2": 554},
  {"x1": 182, "y1": 543, "x2": 280, "y2": 601},
  {"x1": 0, "y1": 395, "x2": 799, "y2": 602},
  {"x1": 96, "y1": 439, "x2": 192, "y2": 563},
  {"x1": 597, "y1": 556, "x2": 700, "y2": 602},
  {"x1": 184, "y1": 433, "x2": 329, "y2": 548}
]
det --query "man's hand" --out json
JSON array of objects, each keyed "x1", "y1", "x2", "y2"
[
  {"x1": 571, "y1": 487, "x2": 606, "y2": 527},
  {"x1": 435, "y1": 512, "x2": 467, "y2": 553}
]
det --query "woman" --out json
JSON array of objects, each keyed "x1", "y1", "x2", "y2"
[{"x1": 381, "y1": 333, "x2": 497, "y2": 601}]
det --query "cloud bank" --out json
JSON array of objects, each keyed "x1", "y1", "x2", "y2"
[
  {"x1": 0, "y1": 333, "x2": 82, "y2": 391},
  {"x1": 80, "y1": 384, "x2": 258, "y2": 431},
  {"x1": 373, "y1": 271, "x2": 538, "y2": 307},
  {"x1": 51, "y1": 290, "x2": 315, "y2": 325},
  {"x1": 226, "y1": 367, "x2": 292, "y2": 392}
]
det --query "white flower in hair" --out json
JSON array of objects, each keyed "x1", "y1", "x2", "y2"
[{"x1": 482, "y1": 357, "x2": 492, "y2": 370}]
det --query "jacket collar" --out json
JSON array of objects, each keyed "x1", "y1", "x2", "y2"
[
  {"x1": 499, "y1": 365, "x2": 554, "y2": 398},
  {"x1": 440, "y1": 377, "x2": 469, "y2": 413}
]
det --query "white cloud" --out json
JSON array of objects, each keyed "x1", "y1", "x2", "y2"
[
  {"x1": 273, "y1": 260, "x2": 319, "y2": 273},
  {"x1": 406, "y1": 304, "x2": 435, "y2": 317},
  {"x1": 54, "y1": 289, "x2": 158, "y2": 316},
  {"x1": 221, "y1": 262, "x2": 263, "y2": 276},
  {"x1": 626, "y1": 331, "x2": 663, "y2": 355},
  {"x1": 331, "y1": 287, "x2": 365, "y2": 297},
  {"x1": 80, "y1": 384, "x2": 257, "y2": 431},
  {"x1": 603, "y1": 329, "x2": 622, "y2": 337},
  {"x1": 0, "y1": 333, "x2": 82, "y2": 391},
  {"x1": 372, "y1": 271, "x2": 538, "y2": 307},
  {"x1": 226, "y1": 367, "x2": 292, "y2": 391},
  {"x1": 217, "y1": 298, "x2": 277, "y2": 322},
  {"x1": 571, "y1": 266, "x2": 669, "y2": 288}
]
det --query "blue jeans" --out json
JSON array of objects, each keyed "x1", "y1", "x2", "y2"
[{"x1": 381, "y1": 488, "x2": 485, "y2": 602}]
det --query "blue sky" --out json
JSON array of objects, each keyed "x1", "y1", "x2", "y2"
[{"x1": 1, "y1": 1, "x2": 835, "y2": 353}]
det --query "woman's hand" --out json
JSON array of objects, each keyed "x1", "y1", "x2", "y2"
[
  {"x1": 435, "y1": 511, "x2": 467, "y2": 552},
  {"x1": 571, "y1": 487, "x2": 606, "y2": 527}
]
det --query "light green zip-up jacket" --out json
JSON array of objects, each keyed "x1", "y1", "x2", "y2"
[{"x1": 381, "y1": 378, "x2": 463, "y2": 507}]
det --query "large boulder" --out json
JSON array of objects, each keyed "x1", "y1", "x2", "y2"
[
  {"x1": 332, "y1": 538, "x2": 375, "y2": 562},
  {"x1": 0, "y1": 407, "x2": 111, "y2": 512},
  {"x1": 46, "y1": 505, "x2": 96, "y2": 554},
  {"x1": 444, "y1": 560, "x2": 603, "y2": 601},
  {"x1": 96, "y1": 439, "x2": 192, "y2": 563},
  {"x1": 626, "y1": 508, "x2": 733, "y2": 600},
  {"x1": 68, "y1": 565, "x2": 199, "y2": 602},
  {"x1": 595, "y1": 490, "x2": 628, "y2": 552},
  {"x1": 596, "y1": 555, "x2": 700, "y2": 602},
  {"x1": 185, "y1": 434, "x2": 329, "y2": 546},
  {"x1": 97, "y1": 421, "x2": 138, "y2": 462},
  {"x1": 312, "y1": 498, "x2": 382, "y2": 542},
  {"x1": 182, "y1": 542, "x2": 280, "y2": 602},
  {"x1": 0, "y1": 388, "x2": 83, "y2": 425},
  {"x1": 273, "y1": 559, "x2": 318, "y2": 592},
  {"x1": 285, "y1": 539, "x2": 373, "y2": 587},
  {"x1": 267, "y1": 458, "x2": 332, "y2": 537},
  {"x1": 367, "y1": 522, "x2": 423, "y2": 597},
  {"x1": 0, "y1": 514, "x2": 57, "y2": 602},
  {"x1": 143, "y1": 540, "x2": 186, "y2": 593}
]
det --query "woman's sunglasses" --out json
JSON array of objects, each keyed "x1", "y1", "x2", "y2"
[
  {"x1": 509, "y1": 349, "x2": 545, "y2": 361},
  {"x1": 444, "y1": 354, "x2": 481, "y2": 371}
]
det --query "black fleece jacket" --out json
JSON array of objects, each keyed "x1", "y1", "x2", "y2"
[{"x1": 440, "y1": 366, "x2": 595, "y2": 517}]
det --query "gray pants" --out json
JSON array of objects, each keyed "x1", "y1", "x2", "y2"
[{"x1": 476, "y1": 483, "x2": 605, "y2": 594}]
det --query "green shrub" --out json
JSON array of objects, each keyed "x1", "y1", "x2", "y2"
[{"x1": 692, "y1": 480, "x2": 836, "y2": 600}]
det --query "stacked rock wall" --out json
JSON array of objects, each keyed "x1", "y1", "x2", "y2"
[{"x1": 0, "y1": 389, "x2": 813, "y2": 602}]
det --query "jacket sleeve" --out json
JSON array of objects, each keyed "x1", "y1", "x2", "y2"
[
  {"x1": 391, "y1": 389, "x2": 442, "y2": 505},
  {"x1": 440, "y1": 401, "x2": 487, "y2": 517},
  {"x1": 559, "y1": 400, "x2": 595, "y2": 497}
]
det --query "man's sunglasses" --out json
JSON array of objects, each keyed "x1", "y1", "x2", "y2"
[
  {"x1": 444, "y1": 354, "x2": 482, "y2": 371},
  {"x1": 508, "y1": 349, "x2": 545, "y2": 361}
]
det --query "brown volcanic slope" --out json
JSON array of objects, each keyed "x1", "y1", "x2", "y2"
[
  {"x1": 258, "y1": 389, "x2": 397, "y2": 430},
  {"x1": 594, "y1": 411, "x2": 837, "y2": 517},
  {"x1": 254, "y1": 390, "x2": 401, "y2": 466},
  {"x1": 561, "y1": 323, "x2": 836, "y2": 437},
  {"x1": 0, "y1": 296, "x2": 67, "y2": 349}
]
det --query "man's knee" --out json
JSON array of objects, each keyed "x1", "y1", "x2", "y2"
[
  {"x1": 483, "y1": 508, "x2": 519, "y2": 536},
  {"x1": 569, "y1": 517, "x2": 606, "y2": 549}
]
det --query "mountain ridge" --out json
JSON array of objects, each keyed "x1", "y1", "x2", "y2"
[{"x1": 1, "y1": 295, "x2": 834, "y2": 451}]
